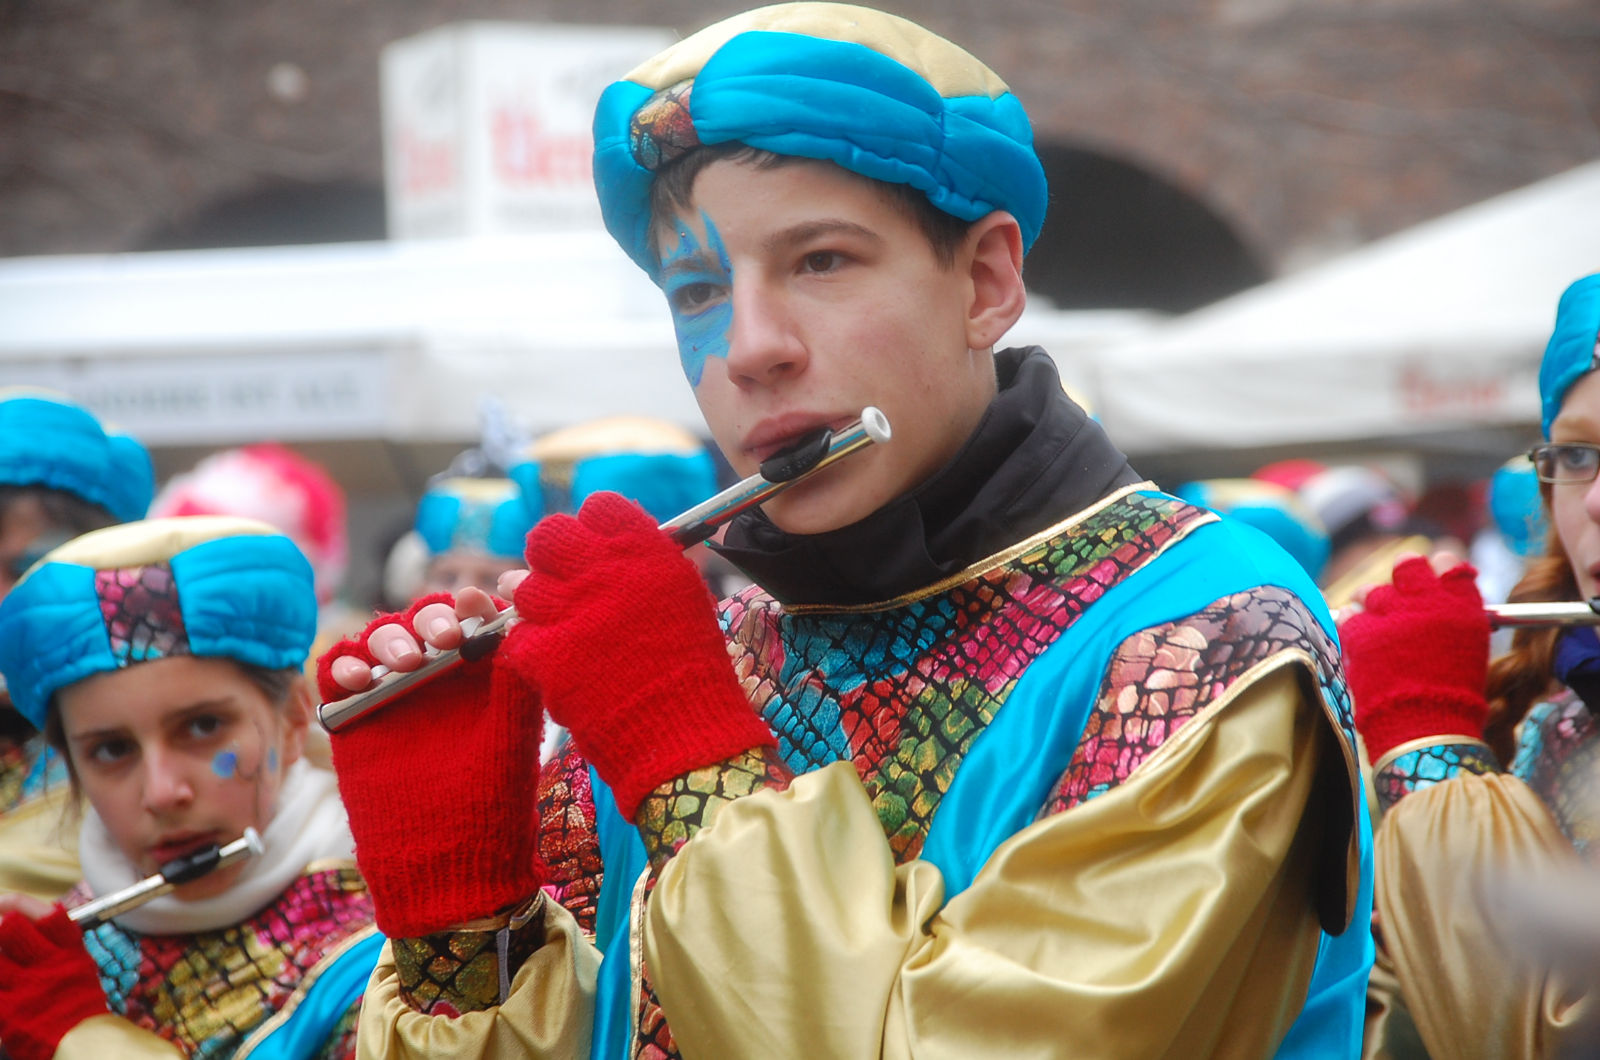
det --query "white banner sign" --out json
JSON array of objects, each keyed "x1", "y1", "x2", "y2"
[
  {"x1": 3, "y1": 349, "x2": 392, "y2": 444},
  {"x1": 382, "y1": 22, "x2": 674, "y2": 240}
]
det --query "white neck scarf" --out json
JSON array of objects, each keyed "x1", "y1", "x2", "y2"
[{"x1": 78, "y1": 759, "x2": 354, "y2": 935}]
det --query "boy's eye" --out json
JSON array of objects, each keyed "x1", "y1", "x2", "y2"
[
  {"x1": 802, "y1": 251, "x2": 839, "y2": 273},
  {"x1": 670, "y1": 282, "x2": 719, "y2": 313}
]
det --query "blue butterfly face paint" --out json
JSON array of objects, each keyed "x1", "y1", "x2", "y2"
[
  {"x1": 660, "y1": 212, "x2": 733, "y2": 387},
  {"x1": 212, "y1": 749, "x2": 238, "y2": 779}
]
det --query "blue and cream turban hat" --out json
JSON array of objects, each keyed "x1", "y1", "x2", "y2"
[
  {"x1": 511, "y1": 416, "x2": 720, "y2": 524},
  {"x1": 1538, "y1": 273, "x2": 1600, "y2": 440},
  {"x1": 0, "y1": 516, "x2": 318, "y2": 728},
  {"x1": 0, "y1": 389, "x2": 154, "y2": 524},
  {"x1": 593, "y1": 2, "x2": 1048, "y2": 278},
  {"x1": 414, "y1": 477, "x2": 543, "y2": 561},
  {"x1": 1488, "y1": 455, "x2": 1548, "y2": 559}
]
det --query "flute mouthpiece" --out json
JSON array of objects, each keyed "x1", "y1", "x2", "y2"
[{"x1": 861, "y1": 406, "x2": 892, "y2": 445}]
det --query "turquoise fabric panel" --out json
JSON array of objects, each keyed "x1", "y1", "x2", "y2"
[
  {"x1": 243, "y1": 929, "x2": 386, "y2": 1060},
  {"x1": 413, "y1": 493, "x2": 465, "y2": 555},
  {"x1": 592, "y1": 79, "x2": 663, "y2": 276},
  {"x1": 588, "y1": 765, "x2": 651, "y2": 1060},
  {"x1": 0, "y1": 560, "x2": 109, "y2": 727},
  {"x1": 1274, "y1": 789, "x2": 1374, "y2": 1058},
  {"x1": 171, "y1": 534, "x2": 317, "y2": 670}
]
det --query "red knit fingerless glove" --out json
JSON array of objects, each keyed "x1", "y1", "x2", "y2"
[
  {"x1": 1339, "y1": 556, "x2": 1492, "y2": 762},
  {"x1": 503, "y1": 492, "x2": 775, "y2": 820},
  {"x1": 0, "y1": 905, "x2": 109, "y2": 1060},
  {"x1": 317, "y1": 593, "x2": 547, "y2": 937}
]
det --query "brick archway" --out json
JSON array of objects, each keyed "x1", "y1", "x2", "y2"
[{"x1": 1027, "y1": 143, "x2": 1268, "y2": 313}]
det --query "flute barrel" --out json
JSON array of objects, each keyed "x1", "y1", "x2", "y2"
[
  {"x1": 69, "y1": 828, "x2": 265, "y2": 928},
  {"x1": 1486, "y1": 601, "x2": 1600, "y2": 629}
]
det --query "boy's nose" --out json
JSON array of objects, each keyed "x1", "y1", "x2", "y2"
[{"x1": 724, "y1": 281, "x2": 808, "y2": 388}]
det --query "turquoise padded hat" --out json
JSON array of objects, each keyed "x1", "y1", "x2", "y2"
[
  {"x1": 1538, "y1": 273, "x2": 1600, "y2": 440},
  {"x1": 414, "y1": 477, "x2": 543, "y2": 560},
  {"x1": 592, "y1": 2, "x2": 1048, "y2": 279},
  {"x1": 0, "y1": 390, "x2": 154, "y2": 523},
  {"x1": 0, "y1": 516, "x2": 318, "y2": 728}
]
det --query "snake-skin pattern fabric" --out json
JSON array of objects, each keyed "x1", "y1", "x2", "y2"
[
  {"x1": 1043, "y1": 585, "x2": 1351, "y2": 815},
  {"x1": 1373, "y1": 742, "x2": 1501, "y2": 815}
]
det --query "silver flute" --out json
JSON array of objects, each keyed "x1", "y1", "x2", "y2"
[
  {"x1": 319, "y1": 406, "x2": 893, "y2": 733},
  {"x1": 1486, "y1": 601, "x2": 1600, "y2": 629},
  {"x1": 70, "y1": 828, "x2": 265, "y2": 928}
]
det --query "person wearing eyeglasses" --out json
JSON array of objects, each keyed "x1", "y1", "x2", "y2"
[{"x1": 1337, "y1": 273, "x2": 1600, "y2": 1058}]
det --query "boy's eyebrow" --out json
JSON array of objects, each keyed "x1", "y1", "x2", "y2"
[
  {"x1": 763, "y1": 219, "x2": 883, "y2": 255},
  {"x1": 658, "y1": 246, "x2": 720, "y2": 280}
]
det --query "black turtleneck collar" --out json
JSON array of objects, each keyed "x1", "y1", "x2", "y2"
[{"x1": 711, "y1": 347, "x2": 1142, "y2": 606}]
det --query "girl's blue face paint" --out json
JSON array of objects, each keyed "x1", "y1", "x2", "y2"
[
  {"x1": 266, "y1": 747, "x2": 279, "y2": 774},
  {"x1": 212, "y1": 749, "x2": 238, "y2": 779},
  {"x1": 659, "y1": 211, "x2": 733, "y2": 387}
]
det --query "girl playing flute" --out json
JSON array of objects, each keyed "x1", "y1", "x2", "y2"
[
  {"x1": 1339, "y1": 273, "x2": 1600, "y2": 1057},
  {"x1": 0, "y1": 516, "x2": 380, "y2": 1060}
]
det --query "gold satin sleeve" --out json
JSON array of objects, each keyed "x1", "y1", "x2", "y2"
[
  {"x1": 355, "y1": 891, "x2": 599, "y2": 1060},
  {"x1": 645, "y1": 662, "x2": 1348, "y2": 1059},
  {"x1": 1374, "y1": 772, "x2": 1600, "y2": 1058},
  {"x1": 55, "y1": 1014, "x2": 183, "y2": 1058},
  {"x1": 0, "y1": 786, "x2": 79, "y2": 902}
]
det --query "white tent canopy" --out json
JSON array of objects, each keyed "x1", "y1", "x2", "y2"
[
  {"x1": 1089, "y1": 160, "x2": 1600, "y2": 459},
  {"x1": 0, "y1": 232, "x2": 1150, "y2": 453}
]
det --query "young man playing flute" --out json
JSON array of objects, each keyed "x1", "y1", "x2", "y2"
[{"x1": 319, "y1": 5, "x2": 1374, "y2": 1056}]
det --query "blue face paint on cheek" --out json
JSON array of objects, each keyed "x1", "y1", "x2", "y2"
[
  {"x1": 660, "y1": 212, "x2": 733, "y2": 388},
  {"x1": 267, "y1": 747, "x2": 279, "y2": 774},
  {"x1": 212, "y1": 750, "x2": 238, "y2": 779}
]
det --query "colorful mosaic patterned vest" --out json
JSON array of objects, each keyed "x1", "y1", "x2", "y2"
[
  {"x1": 70, "y1": 862, "x2": 382, "y2": 1060},
  {"x1": 1510, "y1": 693, "x2": 1600, "y2": 855},
  {"x1": 538, "y1": 485, "x2": 1373, "y2": 1060}
]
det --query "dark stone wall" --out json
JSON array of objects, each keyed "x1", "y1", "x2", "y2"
[{"x1": 2, "y1": 0, "x2": 1596, "y2": 296}]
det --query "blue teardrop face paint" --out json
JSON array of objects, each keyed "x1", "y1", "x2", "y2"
[
  {"x1": 660, "y1": 212, "x2": 733, "y2": 387},
  {"x1": 212, "y1": 750, "x2": 238, "y2": 779},
  {"x1": 267, "y1": 747, "x2": 279, "y2": 774}
]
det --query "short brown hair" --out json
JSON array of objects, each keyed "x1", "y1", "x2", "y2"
[{"x1": 648, "y1": 143, "x2": 974, "y2": 269}]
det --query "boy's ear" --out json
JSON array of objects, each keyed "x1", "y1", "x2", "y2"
[{"x1": 963, "y1": 212, "x2": 1027, "y2": 352}]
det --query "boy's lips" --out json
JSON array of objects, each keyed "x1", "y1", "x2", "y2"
[{"x1": 742, "y1": 413, "x2": 853, "y2": 464}]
